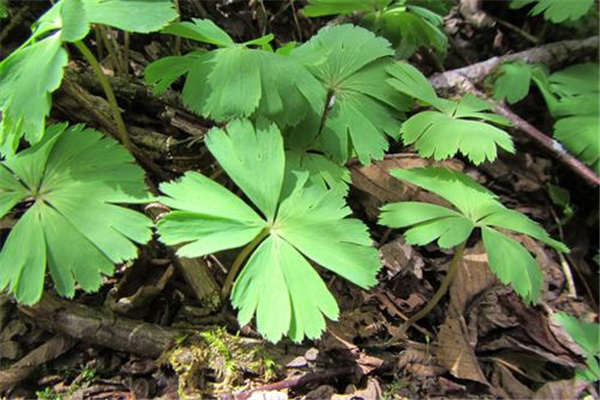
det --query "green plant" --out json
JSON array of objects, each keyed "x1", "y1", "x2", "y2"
[
  {"x1": 0, "y1": 0, "x2": 178, "y2": 154},
  {"x1": 493, "y1": 62, "x2": 599, "y2": 174},
  {"x1": 555, "y1": 312, "x2": 600, "y2": 381},
  {"x1": 157, "y1": 119, "x2": 380, "y2": 342},
  {"x1": 388, "y1": 62, "x2": 515, "y2": 164},
  {"x1": 303, "y1": 0, "x2": 449, "y2": 59},
  {"x1": 509, "y1": 0, "x2": 595, "y2": 23},
  {"x1": 379, "y1": 167, "x2": 567, "y2": 312},
  {"x1": 0, "y1": 124, "x2": 153, "y2": 304}
]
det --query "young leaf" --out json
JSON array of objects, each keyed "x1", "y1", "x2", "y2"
[
  {"x1": 555, "y1": 312, "x2": 600, "y2": 381},
  {"x1": 157, "y1": 120, "x2": 380, "y2": 343},
  {"x1": 379, "y1": 167, "x2": 567, "y2": 303},
  {"x1": 0, "y1": 124, "x2": 153, "y2": 304},
  {"x1": 510, "y1": 0, "x2": 594, "y2": 23},
  {"x1": 148, "y1": 19, "x2": 326, "y2": 127},
  {"x1": 291, "y1": 24, "x2": 410, "y2": 164}
]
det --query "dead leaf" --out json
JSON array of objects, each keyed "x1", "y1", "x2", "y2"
[
  {"x1": 534, "y1": 378, "x2": 594, "y2": 399},
  {"x1": 438, "y1": 316, "x2": 489, "y2": 385},
  {"x1": 331, "y1": 378, "x2": 382, "y2": 400},
  {"x1": 350, "y1": 155, "x2": 463, "y2": 220}
]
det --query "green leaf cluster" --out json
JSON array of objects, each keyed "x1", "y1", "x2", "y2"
[
  {"x1": 510, "y1": 0, "x2": 595, "y2": 23},
  {"x1": 146, "y1": 19, "x2": 326, "y2": 127},
  {"x1": 493, "y1": 62, "x2": 599, "y2": 173},
  {"x1": 0, "y1": 0, "x2": 178, "y2": 155},
  {"x1": 0, "y1": 124, "x2": 153, "y2": 304},
  {"x1": 157, "y1": 120, "x2": 380, "y2": 342},
  {"x1": 379, "y1": 167, "x2": 567, "y2": 303},
  {"x1": 303, "y1": 0, "x2": 449, "y2": 59},
  {"x1": 555, "y1": 312, "x2": 600, "y2": 381},
  {"x1": 388, "y1": 62, "x2": 515, "y2": 164}
]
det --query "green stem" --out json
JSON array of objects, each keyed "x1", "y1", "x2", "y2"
[
  {"x1": 74, "y1": 40, "x2": 132, "y2": 151},
  {"x1": 398, "y1": 241, "x2": 467, "y2": 337},
  {"x1": 221, "y1": 228, "x2": 270, "y2": 301}
]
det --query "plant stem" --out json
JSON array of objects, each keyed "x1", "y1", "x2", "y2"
[
  {"x1": 398, "y1": 241, "x2": 467, "y2": 337},
  {"x1": 308, "y1": 89, "x2": 335, "y2": 149},
  {"x1": 74, "y1": 40, "x2": 133, "y2": 151},
  {"x1": 221, "y1": 228, "x2": 270, "y2": 301}
]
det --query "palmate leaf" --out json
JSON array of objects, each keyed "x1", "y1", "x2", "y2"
[
  {"x1": 290, "y1": 24, "x2": 410, "y2": 164},
  {"x1": 0, "y1": 124, "x2": 153, "y2": 304},
  {"x1": 555, "y1": 312, "x2": 600, "y2": 381},
  {"x1": 0, "y1": 0, "x2": 177, "y2": 155},
  {"x1": 146, "y1": 19, "x2": 325, "y2": 127},
  {"x1": 157, "y1": 119, "x2": 380, "y2": 342},
  {"x1": 285, "y1": 150, "x2": 351, "y2": 192},
  {"x1": 510, "y1": 0, "x2": 594, "y2": 23},
  {"x1": 388, "y1": 62, "x2": 515, "y2": 164},
  {"x1": 0, "y1": 32, "x2": 68, "y2": 154},
  {"x1": 541, "y1": 63, "x2": 600, "y2": 173},
  {"x1": 379, "y1": 167, "x2": 567, "y2": 303},
  {"x1": 303, "y1": 0, "x2": 448, "y2": 59}
]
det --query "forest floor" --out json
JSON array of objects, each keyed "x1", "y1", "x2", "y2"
[{"x1": 0, "y1": 1, "x2": 599, "y2": 399}]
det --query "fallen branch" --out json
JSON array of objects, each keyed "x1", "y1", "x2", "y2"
[
  {"x1": 18, "y1": 293, "x2": 186, "y2": 358},
  {"x1": 428, "y1": 39, "x2": 600, "y2": 187},
  {"x1": 0, "y1": 335, "x2": 74, "y2": 392},
  {"x1": 430, "y1": 36, "x2": 599, "y2": 91}
]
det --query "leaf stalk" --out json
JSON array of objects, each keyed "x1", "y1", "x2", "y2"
[
  {"x1": 221, "y1": 227, "x2": 270, "y2": 301},
  {"x1": 398, "y1": 240, "x2": 467, "y2": 337},
  {"x1": 73, "y1": 40, "x2": 133, "y2": 151}
]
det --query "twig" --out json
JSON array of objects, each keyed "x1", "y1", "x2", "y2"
[
  {"x1": 429, "y1": 36, "x2": 599, "y2": 91},
  {"x1": 487, "y1": 95, "x2": 600, "y2": 187},
  {"x1": 235, "y1": 366, "x2": 355, "y2": 400},
  {"x1": 492, "y1": 16, "x2": 539, "y2": 44}
]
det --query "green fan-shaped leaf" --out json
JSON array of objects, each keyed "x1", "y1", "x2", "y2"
[
  {"x1": 157, "y1": 120, "x2": 380, "y2": 342},
  {"x1": 554, "y1": 115, "x2": 600, "y2": 174},
  {"x1": 388, "y1": 63, "x2": 514, "y2": 164},
  {"x1": 538, "y1": 63, "x2": 600, "y2": 174},
  {"x1": 493, "y1": 62, "x2": 536, "y2": 104},
  {"x1": 510, "y1": 0, "x2": 594, "y2": 23},
  {"x1": 0, "y1": 124, "x2": 153, "y2": 304},
  {"x1": 379, "y1": 167, "x2": 567, "y2": 303},
  {"x1": 290, "y1": 24, "x2": 410, "y2": 164},
  {"x1": 1, "y1": 0, "x2": 177, "y2": 154},
  {"x1": 151, "y1": 19, "x2": 325, "y2": 127},
  {"x1": 0, "y1": 32, "x2": 68, "y2": 154},
  {"x1": 403, "y1": 97, "x2": 513, "y2": 164},
  {"x1": 303, "y1": 0, "x2": 447, "y2": 59},
  {"x1": 83, "y1": 0, "x2": 177, "y2": 33}
]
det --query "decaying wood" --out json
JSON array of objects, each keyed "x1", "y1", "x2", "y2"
[
  {"x1": 430, "y1": 36, "x2": 599, "y2": 91},
  {"x1": 18, "y1": 293, "x2": 186, "y2": 358}
]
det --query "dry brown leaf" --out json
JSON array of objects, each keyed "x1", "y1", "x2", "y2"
[
  {"x1": 350, "y1": 154, "x2": 463, "y2": 220},
  {"x1": 438, "y1": 316, "x2": 489, "y2": 385}
]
